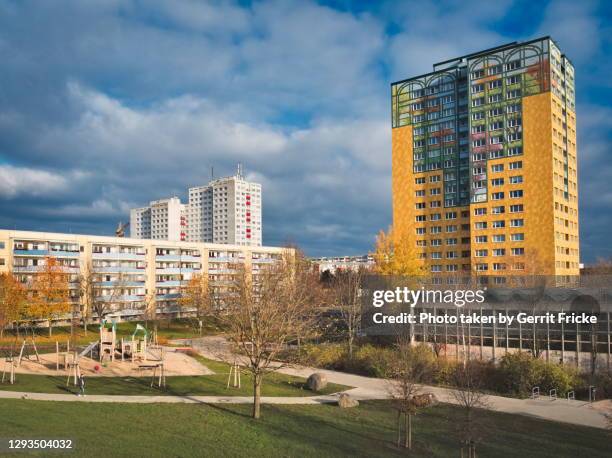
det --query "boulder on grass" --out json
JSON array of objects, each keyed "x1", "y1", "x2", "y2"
[
  {"x1": 307, "y1": 373, "x2": 328, "y2": 392},
  {"x1": 410, "y1": 393, "x2": 437, "y2": 408},
  {"x1": 338, "y1": 393, "x2": 359, "y2": 408}
]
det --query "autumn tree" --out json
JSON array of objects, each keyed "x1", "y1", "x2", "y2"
[
  {"x1": 450, "y1": 361, "x2": 489, "y2": 458},
  {"x1": 372, "y1": 226, "x2": 425, "y2": 277},
  {"x1": 179, "y1": 273, "x2": 215, "y2": 335},
  {"x1": 331, "y1": 267, "x2": 365, "y2": 359},
  {"x1": 388, "y1": 335, "x2": 436, "y2": 450},
  {"x1": 28, "y1": 256, "x2": 71, "y2": 336},
  {"x1": 0, "y1": 273, "x2": 27, "y2": 338},
  {"x1": 220, "y1": 249, "x2": 321, "y2": 419}
]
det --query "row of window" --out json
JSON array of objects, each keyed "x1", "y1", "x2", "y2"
[
  {"x1": 470, "y1": 60, "x2": 521, "y2": 80},
  {"x1": 474, "y1": 219, "x2": 524, "y2": 229}
]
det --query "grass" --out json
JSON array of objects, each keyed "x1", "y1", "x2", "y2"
[
  {"x1": 0, "y1": 400, "x2": 608, "y2": 457},
  {"x1": 0, "y1": 357, "x2": 349, "y2": 397}
]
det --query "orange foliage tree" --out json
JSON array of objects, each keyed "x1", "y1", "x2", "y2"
[
  {"x1": 372, "y1": 226, "x2": 425, "y2": 277},
  {"x1": 0, "y1": 273, "x2": 27, "y2": 338},
  {"x1": 27, "y1": 256, "x2": 71, "y2": 336}
]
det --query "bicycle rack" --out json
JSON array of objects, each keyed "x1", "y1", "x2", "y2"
[
  {"x1": 549, "y1": 389, "x2": 557, "y2": 400},
  {"x1": 589, "y1": 386, "x2": 596, "y2": 403},
  {"x1": 567, "y1": 391, "x2": 575, "y2": 403},
  {"x1": 531, "y1": 386, "x2": 540, "y2": 399}
]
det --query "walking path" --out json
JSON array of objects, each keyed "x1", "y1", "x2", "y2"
[{"x1": 0, "y1": 335, "x2": 609, "y2": 430}]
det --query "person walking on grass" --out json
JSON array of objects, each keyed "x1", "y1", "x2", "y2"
[{"x1": 77, "y1": 374, "x2": 86, "y2": 397}]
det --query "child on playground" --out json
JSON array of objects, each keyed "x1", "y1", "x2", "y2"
[{"x1": 77, "y1": 374, "x2": 86, "y2": 397}]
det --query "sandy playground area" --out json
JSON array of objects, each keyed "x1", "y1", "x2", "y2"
[{"x1": 12, "y1": 347, "x2": 213, "y2": 377}]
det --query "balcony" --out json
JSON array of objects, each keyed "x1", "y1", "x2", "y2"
[
  {"x1": 92, "y1": 252, "x2": 145, "y2": 260},
  {"x1": 96, "y1": 294, "x2": 145, "y2": 302},
  {"x1": 93, "y1": 265, "x2": 144, "y2": 273},
  {"x1": 12, "y1": 265, "x2": 80, "y2": 273},
  {"x1": 156, "y1": 293, "x2": 181, "y2": 300},
  {"x1": 155, "y1": 267, "x2": 194, "y2": 274},
  {"x1": 13, "y1": 249, "x2": 80, "y2": 258},
  {"x1": 155, "y1": 280, "x2": 183, "y2": 287}
]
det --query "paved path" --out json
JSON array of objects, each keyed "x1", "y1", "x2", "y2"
[
  {"x1": 191, "y1": 336, "x2": 611, "y2": 430},
  {"x1": 0, "y1": 335, "x2": 609, "y2": 430}
]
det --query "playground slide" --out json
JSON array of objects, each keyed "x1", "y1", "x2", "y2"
[{"x1": 79, "y1": 342, "x2": 99, "y2": 358}]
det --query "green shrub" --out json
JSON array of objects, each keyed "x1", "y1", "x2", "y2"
[
  {"x1": 351, "y1": 344, "x2": 397, "y2": 377},
  {"x1": 301, "y1": 343, "x2": 347, "y2": 370},
  {"x1": 497, "y1": 352, "x2": 543, "y2": 397},
  {"x1": 433, "y1": 357, "x2": 459, "y2": 386}
]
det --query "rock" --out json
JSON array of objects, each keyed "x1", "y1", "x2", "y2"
[
  {"x1": 338, "y1": 393, "x2": 359, "y2": 408},
  {"x1": 410, "y1": 393, "x2": 437, "y2": 408},
  {"x1": 307, "y1": 373, "x2": 328, "y2": 391}
]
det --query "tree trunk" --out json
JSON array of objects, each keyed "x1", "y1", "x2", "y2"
[
  {"x1": 252, "y1": 372, "x2": 262, "y2": 419},
  {"x1": 405, "y1": 412, "x2": 412, "y2": 450},
  {"x1": 348, "y1": 334, "x2": 354, "y2": 359},
  {"x1": 48, "y1": 320, "x2": 52, "y2": 337},
  {"x1": 397, "y1": 411, "x2": 401, "y2": 447}
]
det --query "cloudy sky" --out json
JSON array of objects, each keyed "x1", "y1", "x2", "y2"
[{"x1": 0, "y1": 0, "x2": 610, "y2": 261}]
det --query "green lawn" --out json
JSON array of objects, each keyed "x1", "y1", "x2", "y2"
[
  {"x1": 0, "y1": 400, "x2": 608, "y2": 457},
  {"x1": 0, "y1": 357, "x2": 348, "y2": 397}
]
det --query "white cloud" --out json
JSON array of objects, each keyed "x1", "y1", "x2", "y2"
[{"x1": 0, "y1": 165, "x2": 84, "y2": 198}]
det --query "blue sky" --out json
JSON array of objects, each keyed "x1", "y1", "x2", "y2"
[{"x1": 0, "y1": 0, "x2": 610, "y2": 261}]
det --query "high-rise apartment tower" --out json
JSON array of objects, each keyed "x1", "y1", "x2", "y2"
[{"x1": 391, "y1": 37, "x2": 578, "y2": 278}]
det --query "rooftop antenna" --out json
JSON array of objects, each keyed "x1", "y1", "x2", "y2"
[
  {"x1": 237, "y1": 162, "x2": 243, "y2": 178},
  {"x1": 210, "y1": 166, "x2": 214, "y2": 180}
]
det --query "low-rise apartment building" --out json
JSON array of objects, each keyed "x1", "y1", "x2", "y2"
[{"x1": 0, "y1": 229, "x2": 285, "y2": 322}]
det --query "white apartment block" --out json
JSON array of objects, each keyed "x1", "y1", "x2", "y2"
[
  {"x1": 187, "y1": 173, "x2": 262, "y2": 246},
  {"x1": 0, "y1": 229, "x2": 286, "y2": 322},
  {"x1": 130, "y1": 197, "x2": 186, "y2": 242}
]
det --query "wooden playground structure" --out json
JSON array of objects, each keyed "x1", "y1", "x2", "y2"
[{"x1": 1, "y1": 321, "x2": 212, "y2": 384}]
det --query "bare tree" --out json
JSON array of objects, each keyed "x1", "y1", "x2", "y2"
[
  {"x1": 332, "y1": 267, "x2": 365, "y2": 359},
  {"x1": 450, "y1": 361, "x2": 489, "y2": 458},
  {"x1": 388, "y1": 335, "x2": 436, "y2": 450},
  {"x1": 219, "y1": 249, "x2": 321, "y2": 419}
]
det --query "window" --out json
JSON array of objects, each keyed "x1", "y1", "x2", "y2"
[
  {"x1": 491, "y1": 164, "x2": 504, "y2": 173},
  {"x1": 471, "y1": 69, "x2": 484, "y2": 79},
  {"x1": 492, "y1": 206, "x2": 505, "y2": 214},
  {"x1": 508, "y1": 146, "x2": 522, "y2": 156},
  {"x1": 415, "y1": 177, "x2": 426, "y2": 184},
  {"x1": 416, "y1": 228, "x2": 426, "y2": 235},
  {"x1": 488, "y1": 94, "x2": 502, "y2": 103},
  {"x1": 430, "y1": 188, "x2": 441, "y2": 195},
  {"x1": 510, "y1": 204, "x2": 524, "y2": 213},
  {"x1": 476, "y1": 263, "x2": 488, "y2": 271},
  {"x1": 507, "y1": 103, "x2": 521, "y2": 113},
  {"x1": 508, "y1": 117, "x2": 522, "y2": 127},
  {"x1": 415, "y1": 190, "x2": 426, "y2": 197},
  {"x1": 471, "y1": 125, "x2": 485, "y2": 134},
  {"x1": 493, "y1": 263, "x2": 506, "y2": 271},
  {"x1": 492, "y1": 248, "x2": 506, "y2": 257},
  {"x1": 472, "y1": 111, "x2": 485, "y2": 121},
  {"x1": 511, "y1": 233, "x2": 525, "y2": 241},
  {"x1": 472, "y1": 139, "x2": 486, "y2": 147},
  {"x1": 446, "y1": 251, "x2": 458, "y2": 259},
  {"x1": 447, "y1": 265, "x2": 458, "y2": 272},
  {"x1": 446, "y1": 238, "x2": 457, "y2": 245},
  {"x1": 471, "y1": 83, "x2": 484, "y2": 93},
  {"x1": 472, "y1": 98, "x2": 484, "y2": 107},
  {"x1": 489, "y1": 79, "x2": 502, "y2": 89},
  {"x1": 416, "y1": 240, "x2": 427, "y2": 247},
  {"x1": 430, "y1": 175, "x2": 441, "y2": 183},
  {"x1": 489, "y1": 107, "x2": 503, "y2": 117},
  {"x1": 506, "y1": 89, "x2": 521, "y2": 99},
  {"x1": 506, "y1": 60, "x2": 521, "y2": 71},
  {"x1": 488, "y1": 64, "x2": 502, "y2": 75},
  {"x1": 492, "y1": 220, "x2": 505, "y2": 228},
  {"x1": 431, "y1": 239, "x2": 442, "y2": 246},
  {"x1": 430, "y1": 201, "x2": 441, "y2": 208},
  {"x1": 474, "y1": 222, "x2": 487, "y2": 229},
  {"x1": 507, "y1": 75, "x2": 520, "y2": 85},
  {"x1": 510, "y1": 219, "x2": 524, "y2": 227},
  {"x1": 474, "y1": 208, "x2": 487, "y2": 216},
  {"x1": 507, "y1": 132, "x2": 522, "y2": 142},
  {"x1": 509, "y1": 161, "x2": 523, "y2": 170},
  {"x1": 509, "y1": 190, "x2": 523, "y2": 198},
  {"x1": 445, "y1": 211, "x2": 457, "y2": 220},
  {"x1": 431, "y1": 265, "x2": 442, "y2": 273},
  {"x1": 510, "y1": 175, "x2": 523, "y2": 184},
  {"x1": 489, "y1": 121, "x2": 503, "y2": 131},
  {"x1": 492, "y1": 234, "x2": 505, "y2": 242},
  {"x1": 416, "y1": 202, "x2": 426, "y2": 209},
  {"x1": 431, "y1": 252, "x2": 442, "y2": 259},
  {"x1": 475, "y1": 249, "x2": 488, "y2": 257},
  {"x1": 491, "y1": 192, "x2": 504, "y2": 200},
  {"x1": 511, "y1": 247, "x2": 525, "y2": 256},
  {"x1": 491, "y1": 178, "x2": 504, "y2": 186},
  {"x1": 490, "y1": 135, "x2": 503, "y2": 145},
  {"x1": 431, "y1": 226, "x2": 442, "y2": 234},
  {"x1": 475, "y1": 235, "x2": 487, "y2": 243},
  {"x1": 0, "y1": 258, "x2": 4, "y2": 266},
  {"x1": 415, "y1": 215, "x2": 426, "y2": 222},
  {"x1": 0, "y1": 242, "x2": 4, "y2": 249},
  {"x1": 446, "y1": 225, "x2": 458, "y2": 233}
]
